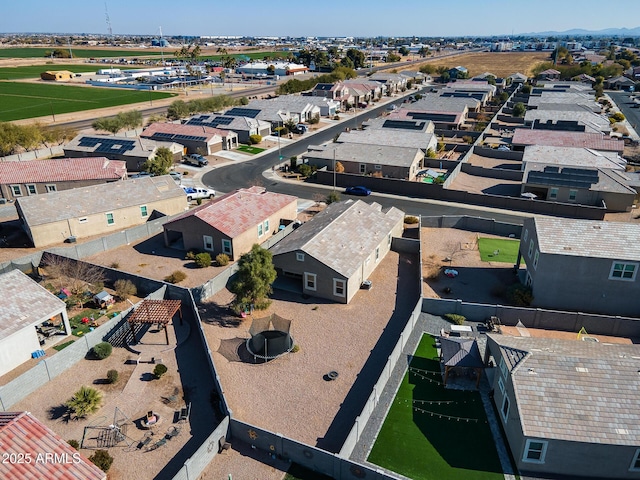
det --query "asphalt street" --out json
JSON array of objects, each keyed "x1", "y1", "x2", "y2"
[{"x1": 608, "y1": 90, "x2": 640, "y2": 136}]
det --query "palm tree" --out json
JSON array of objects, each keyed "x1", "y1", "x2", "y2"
[{"x1": 66, "y1": 386, "x2": 103, "y2": 419}]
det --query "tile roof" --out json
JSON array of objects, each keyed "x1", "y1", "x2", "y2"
[
  {"x1": 441, "y1": 337, "x2": 484, "y2": 368},
  {"x1": 64, "y1": 134, "x2": 177, "y2": 159},
  {"x1": 409, "y1": 93, "x2": 477, "y2": 112},
  {"x1": 0, "y1": 157, "x2": 126, "y2": 185},
  {"x1": 530, "y1": 217, "x2": 640, "y2": 260},
  {"x1": 489, "y1": 334, "x2": 640, "y2": 445},
  {"x1": 270, "y1": 200, "x2": 404, "y2": 278},
  {"x1": 524, "y1": 110, "x2": 611, "y2": 134},
  {"x1": 512, "y1": 129, "x2": 624, "y2": 153},
  {"x1": 305, "y1": 143, "x2": 422, "y2": 168},
  {"x1": 0, "y1": 411, "x2": 106, "y2": 480},
  {"x1": 141, "y1": 122, "x2": 234, "y2": 141},
  {"x1": 523, "y1": 163, "x2": 635, "y2": 194},
  {"x1": 164, "y1": 187, "x2": 297, "y2": 238},
  {"x1": 17, "y1": 175, "x2": 185, "y2": 226},
  {"x1": 0, "y1": 270, "x2": 66, "y2": 341},
  {"x1": 522, "y1": 145, "x2": 626, "y2": 169},
  {"x1": 337, "y1": 129, "x2": 436, "y2": 152}
]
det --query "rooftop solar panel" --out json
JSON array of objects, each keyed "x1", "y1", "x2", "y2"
[
  {"x1": 225, "y1": 107, "x2": 260, "y2": 118},
  {"x1": 382, "y1": 120, "x2": 426, "y2": 131},
  {"x1": 408, "y1": 112, "x2": 457, "y2": 123},
  {"x1": 77, "y1": 137, "x2": 136, "y2": 155}
]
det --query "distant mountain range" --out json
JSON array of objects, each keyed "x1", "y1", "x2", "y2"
[{"x1": 525, "y1": 27, "x2": 640, "y2": 37}]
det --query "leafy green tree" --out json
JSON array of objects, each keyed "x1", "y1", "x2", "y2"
[
  {"x1": 513, "y1": 102, "x2": 526, "y2": 117},
  {"x1": 92, "y1": 117, "x2": 122, "y2": 135},
  {"x1": 116, "y1": 110, "x2": 142, "y2": 130},
  {"x1": 266, "y1": 64, "x2": 276, "y2": 75},
  {"x1": 89, "y1": 450, "x2": 113, "y2": 472},
  {"x1": 326, "y1": 191, "x2": 341, "y2": 204},
  {"x1": 239, "y1": 96, "x2": 249, "y2": 105},
  {"x1": 386, "y1": 52, "x2": 401, "y2": 63},
  {"x1": 143, "y1": 146, "x2": 174, "y2": 175},
  {"x1": 398, "y1": 46, "x2": 410, "y2": 56},
  {"x1": 66, "y1": 386, "x2": 103, "y2": 419},
  {"x1": 229, "y1": 244, "x2": 277, "y2": 312},
  {"x1": 418, "y1": 46, "x2": 430, "y2": 57},
  {"x1": 343, "y1": 48, "x2": 366, "y2": 69},
  {"x1": 167, "y1": 100, "x2": 190, "y2": 120},
  {"x1": 419, "y1": 64, "x2": 435, "y2": 74}
]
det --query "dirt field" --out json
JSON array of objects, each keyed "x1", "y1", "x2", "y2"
[{"x1": 402, "y1": 52, "x2": 550, "y2": 78}]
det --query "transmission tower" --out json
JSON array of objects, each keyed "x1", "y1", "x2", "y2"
[{"x1": 105, "y1": 2, "x2": 113, "y2": 37}]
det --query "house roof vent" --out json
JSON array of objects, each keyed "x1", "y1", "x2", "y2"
[{"x1": 575, "y1": 367, "x2": 589, "y2": 373}]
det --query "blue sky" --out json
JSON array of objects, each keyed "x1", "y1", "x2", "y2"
[{"x1": 2, "y1": 0, "x2": 640, "y2": 37}]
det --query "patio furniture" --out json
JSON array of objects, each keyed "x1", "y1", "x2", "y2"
[
  {"x1": 166, "y1": 426, "x2": 180, "y2": 439},
  {"x1": 137, "y1": 433, "x2": 154, "y2": 449},
  {"x1": 141, "y1": 412, "x2": 161, "y2": 429},
  {"x1": 178, "y1": 403, "x2": 191, "y2": 424},
  {"x1": 146, "y1": 437, "x2": 167, "y2": 451}
]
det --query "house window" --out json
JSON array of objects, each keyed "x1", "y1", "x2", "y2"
[
  {"x1": 264, "y1": 219, "x2": 270, "y2": 234},
  {"x1": 296, "y1": 252, "x2": 305, "y2": 262},
  {"x1": 522, "y1": 228, "x2": 528, "y2": 243},
  {"x1": 497, "y1": 377, "x2": 505, "y2": 394},
  {"x1": 374, "y1": 164, "x2": 382, "y2": 170},
  {"x1": 533, "y1": 250, "x2": 539, "y2": 270},
  {"x1": 222, "y1": 239, "x2": 232, "y2": 255},
  {"x1": 499, "y1": 358, "x2": 509, "y2": 379},
  {"x1": 10, "y1": 185, "x2": 22, "y2": 197},
  {"x1": 45, "y1": 184, "x2": 57, "y2": 193},
  {"x1": 501, "y1": 395, "x2": 510, "y2": 422},
  {"x1": 203, "y1": 235, "x2": 213, "y2": 252},
  {"x1": 568, "y1": 189, "x2": 577, "y2": 201},
  {"x1": 630, "y1": 449, "x2": 640, "y2": 472},
  {"x1": 257, "y1": 223, "x2": 264, "y2": 237},
  {"x1": 526, "y1": 272, "x2": 533, "y2": 287},
  {"x1": 333, "y1": 278, "x2": 346, "y2": 297},
  {"x1": 388, "y1": 233, "x2": 392, "y2": 246},
  {"x1": 528, "y1": 240, "x2": 534, "y2": 258},
  {"x1": 78, "y1": 217, "x2": 88, "y2": 224},
  {"x1": 609, "y1": 261, "x2": 638, "y2": 281},
  {"x1": 548, "y1": 188, "x2": 558, "y2": 200},
  {"x1": 26, "y1": 184, "x2": 37, "y2": 195},
  {"x1": 375, "y1": 247, "x2": 380, "y2": 262},
  {"x1": 359, "y1": 164, "x2": 366, "y2": 174},
  {"x1": 106, "y1": 212, "x2": 114, "y2": 225},
  {"x1": 523, "y1": 439, "x2": 548, "y2": 464},
  {"x1": 140, "y1": 205, "x2": 148, "y2": 217},
  {"x1": 304, "y1": 272, "x2": 317, "y2": 291}
]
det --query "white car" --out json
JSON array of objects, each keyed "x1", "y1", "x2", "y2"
[{"x1": 183, "y1": 186, "x2": 215, "y2": 201}]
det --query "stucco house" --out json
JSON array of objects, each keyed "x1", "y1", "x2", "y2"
[
  {"x1": 0, "y1": 157, "x2": 126, "y2": 201},
  {"x1": 270, "y1": 199, "x2": 404, "y2": 303},
  {"x1": 16, "y1": 176, "x2": 187, "y2": 248},
  {"x1": 162, "y1": 186, "x2": 297, "y2": 260},
  {"x1": 141, "y1": 122, "x2": 238, "y2": 154},
  {"x1": 511, "y1": 129, "x2": 625, "y2": 154},
  {"x1": 515, "y1": 217, "x2": 640, "y2": 316},
  {"x1": 185, "y1": 114, "x2": 271, "y2": 144},
  {"x1": 485, "y1": 334, "x2": 640, "y2": 479},
  {"x1": 0, "y1": 270, "x2": 70, "y2": 377}
]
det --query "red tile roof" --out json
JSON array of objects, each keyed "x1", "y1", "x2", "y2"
[
  {"x1": 0, "y1": 157, "x2": 126, "y2": 184},
  {"x1": 512, "y1": 129, "x2": 625, "y2": 153},
  {"x1": 141, "y1": 122, "x2": 235, "y2": 141},
  {"x1": 166, "y1": 186, "x2": 297, "y2": 238},
  {"x1": 0, "y1": 411, "x2": 106, "y2": 480}
]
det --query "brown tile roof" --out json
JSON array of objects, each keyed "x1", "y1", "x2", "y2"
[
  {"x1": 0, "y1": 157, "x2": 126, "y2": 184},
  {"x1": 165, "y1": 186, "x2": 297, "y2": 238},
  {"x1": 141, "y1": 122, "x2": 234, "y2": 141},
  {"x1": 512, "y1": 129, "x2": 625, "y2": 153},
  {"x1": 0, "y1": 411, "x2": 106, "y2": 480}
]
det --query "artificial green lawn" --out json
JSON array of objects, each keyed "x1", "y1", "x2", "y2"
[
  {"x1": 367, "y1": 335, "x2": 504, "y2": 480},
  {"x1": 477, "y1": 237, "x2": 520, "y2": 264},
  {"x1": 0, "y1": 48, "x2": 162, "y2": 58},
  {"x1": 236, "y1": 145, "x2": 266, "y2": 155},
  {"x1": 53, "y1": 340, "x2": 75, "y2": 351},
  {"x1": 0, "y1": 82, "x2": 175, "y2": 122},
  {"x1": 0, "y1": 64, "x2": 117, "y2": 80}
]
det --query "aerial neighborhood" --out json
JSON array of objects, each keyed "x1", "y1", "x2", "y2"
[{"x1": 2, "y1": 26, "x2": 640, "y2": 480}]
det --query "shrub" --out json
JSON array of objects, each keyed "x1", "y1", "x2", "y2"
[
  {"x1": 512, "y1": 102, "x2": 526, "y2": 117},
  {"x1": 67, "y1": 439, "x2": 79, "y2": 449},
  {"x1": 249, "y1": 134, "x2": 262, "y2": 144},
  {"x1": 114, "y1": 278, "x2": 136, "y2": 300},
  {"x1": 291, "y1": 344, "x2": 300, "y2": 353},
  {"x1": 404, "y1": 215, "x2": 419, "y2": 224},
  {"x1": 89, "y1": 450, "x2": 113, "y2": 472},
  {"x1": 91, "y1": 342, "x2": 112, "y2": 360},
  {"x1": 66, "y1": 386, "x2": 103, "y2": 419},
  {"x1": 186, "y1": 250, "x2": 197, "y2": 260},
  {"x1": 194, "y1": 252, "x2": 212, "y2": 268},
  {"x1": 165, "y1": 270, "x2": 187, "y2": 284},
  {"x1": 462, "y1": 135, "x2": 473, "y2": 144},
  {"x1": 610, "y1": 112, "x2": 625, "y2": 123},
  {"x1": 309, "y1": 115, "x2": 320, "y2": 124},
  {"x1": 216, "y1": 253, "x2": 230, "y2": 266},
  {"x1": 506, "y1": 284, "x2": 533, "y2": 306},
  {"x1": 106, "y1": 369, "x2": 119, "y2": 384},
  {"x1": 444, "y1": 313, "x2": 466, "y2": 325},
  {"x1": 109, "y1": 262, "x2": 120, "y2": 269},
  {"x1": 426, "y1": 148, "x2": 437, "y2": 158},
  {"x1": 196, "y1": 198, "x2": 203, "y2": 205},
  {"x1": 153, "y1": 363, "x2": 168, "y2": 379},
  {"x1": 298, "y1": 164, "x2": 312, "y2": 177},
  {"x1": 333, "y1": 115, "x2": 340, "y2": 120},
  {"x1": 326, "y1": 191, "x2": 340, "y2": 204}
]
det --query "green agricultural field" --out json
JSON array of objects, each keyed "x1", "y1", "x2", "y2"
[
  {"x1": 200, "y1": 50, "x2": 288, "y2": 61},
  {"x1": 477, "y1": 237, "x2": 521, "y2": 263},
  {"x1": 0, "y1": 82, "x2": 175, "y2": 122},
  {"x1": 0, "y1": 64, "x2": 117, "y2": 80},
  {"x1": 0, "y1": 47, "x2": 162, "y2": 58},
  {"x1": 368, "y1": 335, "x2": 504, "y2": 480}
]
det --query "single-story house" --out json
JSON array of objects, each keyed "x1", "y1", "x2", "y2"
[
  {"x1": 16, "y1": 175, "x2": 187, "y2": 248},
  {"x1": 521, "y1": 163, "x2": 636, "y2": 211},
  {"x1": 521, "y1": 145, "x2": 626, "y2": 170},
  {"x1": 527, "y1": 92, "x2": 602, "y2": 113},
  {"x1": 337, "y1": 126, "x2": 437, "y2": 154},
  {"x1": 162, "y1": 186, "x2": 297, "y2": 260},
  {"x1": 0, "y1": 270, "x2": 70, "y2": 377},
  {"x1": 448, "y1": 66, "x2": 468, "y2": 79},
  {"x1": 367, "y1": 72, "x2": 408, "y2": 93},
  {"x1": 532, "y1": 82, "x2": 593, "y2": 94},
  {"x1": 140, "y1": 122, "x2": 238, "y2": 154},
  {"x1": 508, "y1": 72, "x2": 529, "y2": 85},
  {"x1": 186, "y1": 114, "x2": 271, "y2": 144},
  {"x1": 0, "y1": 411, "x2": 106, "y2": 479},
  {"x1": 312, "y1": 83, "x2": 351, "y2": 103},
  {"x1": 270, "y1": 199, "x2": 404, "y2": 303},
  {"x1": 537, "y1": 68, "x2": 561, "y2": 80},
  {"x1": 605, "y1": 75, "x2": 637, "y2": 91},
  {"x1": 0, "y1": 157, "x2": 127, "y2": 201},
  {"x1": 390, "y1": 106, "x2": 468, "y2": 130},
  {"x1": 515, "y1": 217, "x2": 640, "y2": 315},
  {"x1": 40, "y1": 70, "x2": 74, "y2": 81},
  {"x1": 442, "y1": 80, "x2": 497, "y2": 104},
  {"x1": 511, "y1": 129, "x2": 625, "y2": 154},
  {"x1": 524, "y1": 110, "x2": 611, "y2": 134},
  {"x1": 63, "y1": 134, "x2": 183, "y2": 172},
  {"x1": 248, "y1": 96, "x2": 321, "y2": 122},
  {"x1": 225, "y1": 104, "x2": 298, "y2": 129},
  {"x1": 303, "y1": 143, "x2": 424, "y2": 181},
  {"x1": 485, "y1": 334, "x2": 640, "y2": 479},
  {"x1": 362, "y1": 117, "x2": 435, "y2": 134}
]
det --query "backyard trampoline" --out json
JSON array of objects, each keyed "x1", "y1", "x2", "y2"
[{"x1": 246, "y1": 313, "x2": 294, "y2": 362}]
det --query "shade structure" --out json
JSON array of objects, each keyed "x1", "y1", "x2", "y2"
[
  {"x1": 127, "y1": 299, "x2": 182, "y2": 344},
  {"x1": 440, "y1": 336, "x2": 484, "y2": 388},
  {"x1": 246, "y1": 313, "x2": 294, "y2": 362}
]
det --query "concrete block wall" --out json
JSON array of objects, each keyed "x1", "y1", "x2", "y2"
[{"x1": 171, "y1": 417, "x2": 230, "y2": 480}]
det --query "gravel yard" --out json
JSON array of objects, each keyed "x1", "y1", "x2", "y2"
[{"x1": 446, "y1": 171, "x2": 522, "y2": 196}]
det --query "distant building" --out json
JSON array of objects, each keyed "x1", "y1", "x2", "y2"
[
  {"x1": 236, "y1": 61, "x2": 308, "y2": 76},
  {"x1": 40, "y1": 70, "x2": 74, "y2": 81}
]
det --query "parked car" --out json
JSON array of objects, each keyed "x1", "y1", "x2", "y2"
[
  {"x1": 293, "y1": 124, "x2": 308, "y2": 134},
  {"x1": 345, "y1": 186, "x2": 372, "y2": 196},
  {"x1": 386, "y1": 104, "x2": 398, "y2": 111},
  {"x1": 182, "y1": 154, "x2": 208, "y2": 167},
  {"x1": 182, "y1": 186, "x2": 215, "y2": 201}
]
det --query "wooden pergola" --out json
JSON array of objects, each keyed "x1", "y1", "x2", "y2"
[
  {"x1": 440, "y1": 336, "x2": 484, "y2": 389},
  {"x1": 127, "y1": 299, "x2": 182, "y2": 344}
]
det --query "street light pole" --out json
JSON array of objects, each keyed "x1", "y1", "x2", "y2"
[{"x1": 333, "y1": 148, "x2": 336, "y2": 191}]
